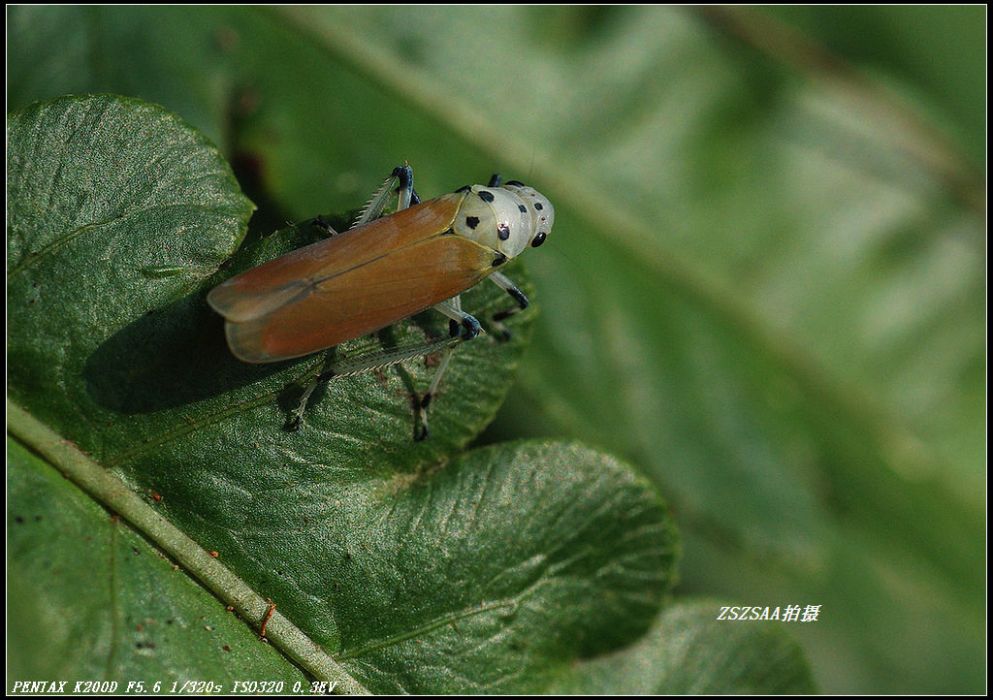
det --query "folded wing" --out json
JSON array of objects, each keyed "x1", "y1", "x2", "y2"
[{"x1": 207, "y1": 194, "x2": 497, "y2": 363}]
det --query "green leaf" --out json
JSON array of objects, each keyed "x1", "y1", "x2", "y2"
[
  {"x1": 7, "y1": 94, "x2": 255, "y2": 431},
  {"x1": 6, "y1": 93, "x2": 809, "y2": 693},
  {"x1": 7, "y1": 437, "x2": 306, "y2": 692},
  {"x1": 9, "y1": 397, "x2": 689, "y2": 693},
  {"x1": 13, "y1": 6, "x2": 976, "y2": 692},
  {"x1": 6, "y1": 95, "x2": 542, "y2": 476}
]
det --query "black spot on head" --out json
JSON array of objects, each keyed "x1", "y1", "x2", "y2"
[
  {"x1": 477, "y1": 190, "x2": 495, "y2": 203},
  {"x1": 531, "y1": 231, "x2": 547, "y2": 247},
  {"x1": 506, "y1": 180, "x2": 526, "y2": 187},
  {"x1": 497, "y1": 222, "x2": 511, "y2": 240},
  {"x1": 492, "y1": 253, "x2": 507, "y2": 267},
  {"x1": 518, "y1": 204, "x2": 527, "y2": 213},
  {"x1": 534, "y1": 202, "x2": 544, "y2": 211},
  {"x1": 465, "y1": 216, "x2": 480, "y2": 230}
]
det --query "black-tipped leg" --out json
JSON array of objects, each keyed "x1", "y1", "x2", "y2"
[
  {"x1": 445, "y1": 312, "x2": 481, "y2": 340},
  {"x1": 350, "y1": 163, "x2": 416, "y2": 230},
  {"x1": 488, "y1": 272, "x2": 529, "y2": 341},
  {"x1": 312, "y1": 215, "x2": 339, "y2": 237},
  {"x1": 285, "y1": 392, "x2": 311, "y2": 432},
  {"x1": 392, "y1": 163, "x2": 413, "y2": 186},
  {"x1": 290, "y1": 163, "x2": 485, "y2": 442},
  {"x1": 413, "y1": 391, "x2": 433, "y2": 441},
  {"x1": 460, "y1": 315, "x2": 482, "y2": 340},
  {"x1": 285, "y1": 364, "x2": 334, "y2": 432},
  {"x1": 415, "y1": 343, "x2": 456, "y2": 441},
  {"x1": 393, "y1": 163, "x2": 415, "y2": 211},
  {"x1": 434, "y1": 298, "x2": 482, "y2": 343},
  {"x1": 285, "y1": 393, "x2": 310, "y2": 432},
  {"x1": 283, "y1": 324, "x2": 467, "y2": 441},
  {"x1": 415, "y1": 294, "x2": 479, "y2": 440}
]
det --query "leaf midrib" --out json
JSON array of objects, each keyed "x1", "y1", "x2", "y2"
[{"x1": 6, "y1": 399, "x2": 370, "y2": 695}]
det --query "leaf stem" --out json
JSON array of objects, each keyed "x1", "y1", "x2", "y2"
[{"x1": 6, "y1": 399, "x2": 369, "y2": 695}]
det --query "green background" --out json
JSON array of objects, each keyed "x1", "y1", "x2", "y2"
[{"x1": 7, "y1": 6, "x2": 985, "y2": 693}]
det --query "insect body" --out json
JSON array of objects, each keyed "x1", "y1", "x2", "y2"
[{"x1": 207, "y1": 165, "x2": 554, "y2": 438}]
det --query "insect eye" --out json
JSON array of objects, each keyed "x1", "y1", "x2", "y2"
[{"x1": 531, "y1": 231, "x2": 547, "y2": 248}]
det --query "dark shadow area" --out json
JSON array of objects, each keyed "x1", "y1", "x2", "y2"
[
  {"x1": 83, "y1": 287, "x2": 301, "y2": 414},
  {"x1": 83, "y1": 267, "x2": 451, "y2": 419},
  {"x1": 82, "y1": 214, "x2": 343, "y2": 415}
]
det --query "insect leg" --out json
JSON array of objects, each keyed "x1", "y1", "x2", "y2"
[
  {"x1": 433, "y1": 298, "x2": 482, "y2": 340},
  {"x1": 487, "y1": 173, "x2": 503, "y2": 187},
  {"x1": 487, "y1": 271, "x2": 529, "y2": 341},
  {"x1": 291, "y1": 164, "x2": 441, "y2": 436},
  {"x1": 285, "y1": 332, "x2": 464, "y2": 432},
  {"x1": 287, "y1": 381, "x2": 321, "y2": 431},
  {"x1": 411, "y1": 268, "x2": 527, "y2": 437},
  {"x1": 311, "y1": 215, "x2": 339, "y2": 237},
  {"x1": 414, "y1": 345, "x2": 456, "y2": 441},
  {"x1": 349, "y1": 163, "x2": 415, "y2": 229},
  {"x1": 395, "y1": 163, "x2": 414, "y2": 212},
  {"x1": 414, "y1": 295, "x2": 480, "y2": 440}
]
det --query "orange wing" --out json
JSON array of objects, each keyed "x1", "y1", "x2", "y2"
[
  {"x1": 208, "y1": 193, "x2": 467, "y2": 323},
  {"x1": 207, "y1": 194, "x2": 497, "y2": 363}
]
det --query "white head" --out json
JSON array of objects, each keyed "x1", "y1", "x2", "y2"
[
  {"x1": 501, "y1": 181, "x2": 555, "y2": 251},
  {"x1": 452, "y1": 182, "x2": 555, "y2": 260}
]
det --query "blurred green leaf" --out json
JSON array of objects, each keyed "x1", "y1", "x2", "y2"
[
  {"x1": 548, "y1": 601, "x2": 816, "y2": 694},
  {"x1": 7, "y1": 6, "x2": 982, "y2": 693},
  {"x1": 763, "y1": 5, "x2": 986, "y2": 162}
]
